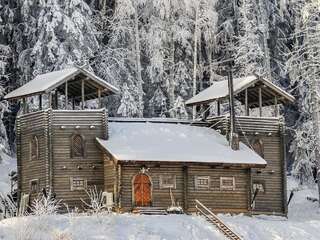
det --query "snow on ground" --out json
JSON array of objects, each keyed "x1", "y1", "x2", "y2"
[
  {"x1": 0, "y1": 214, "x2": 225, "y2": 240},
  {"x1": 220, "y1": 176, "x2": 320, "y2": 240},
  {"x1": 0, "y1": 169, "x2": 319, "y2": 240},
  {"x1": 0, "y1": 153, "x2": 16, "y2": 194}
]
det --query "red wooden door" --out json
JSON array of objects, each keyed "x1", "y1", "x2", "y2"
[{"x1": 134, "y1": 174, "x2": 152, "y2": 207}]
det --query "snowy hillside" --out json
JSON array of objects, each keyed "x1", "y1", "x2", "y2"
[{"x1": 0, "y1": 176, "x2": 319, "y2": 240}]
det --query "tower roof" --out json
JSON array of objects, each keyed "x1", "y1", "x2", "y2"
[
  {"x1": 5, "y1": 67, "x2": 119, "y2": 100},
  {"x1": 186, "y1": 75, "x2": 295, "y2": 107}
]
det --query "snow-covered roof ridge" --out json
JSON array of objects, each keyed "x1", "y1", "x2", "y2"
[
  {"x1": 186, "y1": 75, "x2": 295, "y2": 106},
  {"x1": 4, "y1": 67, "x2": 119, "y2": 100},
  {"x1": 96, "y1": 122, "x2": 267, "y2": 167}
]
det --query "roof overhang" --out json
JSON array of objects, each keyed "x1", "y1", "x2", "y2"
[
  {"x1": 5, "y1": 67, "x2": 119, "y2": 101},
  {"x1": 186, "y1": 75, "x2": 295, "y2": 107}
]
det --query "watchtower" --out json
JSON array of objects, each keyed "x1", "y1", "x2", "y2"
[
  {"x1": 5, "y1": 67, "x2": 118, "y2": 209},
  {"x1": 186, "y1": 75, "x2": 295, "y2": 215}
]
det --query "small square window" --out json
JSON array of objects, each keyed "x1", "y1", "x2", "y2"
[
  {"x1": 70, "y1": 177, "x2": 87, "y2": 191},
  {"x1": 30, "y1": 179, "x2": 39, "y2": 193},
  {"x1": 195, "y1": 176, "x2": 210, "y2": 190},
  {"x1": 159, "y1": 175, "x2": 176, "y2": 189},
  {"x1": 220, "y1": 177, "x2": 235, "y2": 191}
]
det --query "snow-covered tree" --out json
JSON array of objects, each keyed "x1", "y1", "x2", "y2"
[
  {"x1": 235, "y1": 0, "x2": 265, "y2": 77},
  {"x1": 117, "y1": 82, "x2": 139, "y2": 117},
  {"x1": 169, "y1": 96, "x2": 188, "y2": 119},
  {"x1": 287, "y1": 0, "x2": 320, "y2": 183},
  {"x1": 149, "y1": 87, "x2": 167, "y2": 117}
]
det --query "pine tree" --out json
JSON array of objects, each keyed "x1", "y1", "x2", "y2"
[
  {"x1": 235, "y1": 0, "x2": 265, "y2": 77},
  {"x1": 286, "y1": 0, "x2": 320, "y2": 183},
  {"x1": 117, "y1": 82, "x2": 139, "y2": 117}
]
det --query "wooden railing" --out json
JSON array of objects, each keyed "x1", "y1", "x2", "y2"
[{"x1": 195, "y1": 200, "x2": 242, "y2": 240}]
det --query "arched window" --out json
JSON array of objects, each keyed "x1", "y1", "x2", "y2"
[
  {"x1": 30, "y1": 136, "x2": 39, "y2": 161},
  {"x1": 71, "y1": 134, "x2": 86, "y2": 158},
  {"x1": 251, "y1": 138, "x2": 264, "y2": 158}
]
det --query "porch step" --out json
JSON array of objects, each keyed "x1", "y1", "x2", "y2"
[{"x1": 133, "y1": 207, "x2": 168, "y2": 215}]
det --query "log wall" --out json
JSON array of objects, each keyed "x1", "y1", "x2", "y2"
[
  {"x1": 50, "y1": 110, "x2": 107, "y2": 209},
  {"x1": 118, "y1": 162, "x2": 250, "y2": 213},
  {"x1": 207, "y1": 116, "x2": 286, "y2": 215},
  {"x1": 17, "y1": 110, "x2": 50, "y2": 203}
]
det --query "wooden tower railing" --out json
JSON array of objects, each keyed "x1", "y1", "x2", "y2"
[{"x1": 195, "y1": 200, "x2": 242, "y2": 240}]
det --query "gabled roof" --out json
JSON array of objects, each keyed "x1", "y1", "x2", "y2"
[
  {"x1": 96, "y1": 121, "x2": 267, "y2": 167},
  {"x1": 5, "y1": 67, "x2": 119, "y2": 100},
  {"x1": 186, "y1": 75, "x2": 295, "y2": 107}
]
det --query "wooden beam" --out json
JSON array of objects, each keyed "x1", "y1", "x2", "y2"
[
  {"x1": 217, "y1": 100, "x2": 221, "y2": 116},
  {"x1": 39, "y1": 94, "x2": 42, "y2": 111},
  {"x1": 22, "y1": 98, "x2": 26, "y2": 114},
  {"x1": 98, "y1": 88, "x2": 102, "y2": 108},
  {"x1": 245, "y1": 88, "x2": 249, "y2": 116},
  {"x1": 81, "y1": 79, "x2": 85, "y2": 110},
  {"x1": 49, "y1": 92, "x2": 52, "y2": 109},
  {"x1": 259, "y1": 87, "x2": 262, "y2": 117},
  {"x1": 65, "y1": 81, "x2": 68, "y2": 110},
  {"x1": 274, "y1": 96, "x2": 279, "y2": 117},
  {"x1": 183, "y1": 166, "x2": 188, "y2": 211}
]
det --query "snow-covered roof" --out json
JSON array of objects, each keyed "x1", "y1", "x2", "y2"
[
  {"x1": 5, "y1": 67, "x2": 119, "y2": 100},
  {"x1": 186, "y1": 75, "x2": 295, "y2": 106},
  {"x1": 96, "y1": 122, "x2": 267, "y2": 167}
]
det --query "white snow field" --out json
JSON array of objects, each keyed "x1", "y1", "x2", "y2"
[{"x1": 0, "y1": 214, "x2": 224, "y2": 240}]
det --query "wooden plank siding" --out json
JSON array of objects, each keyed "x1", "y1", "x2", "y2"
[
  {"x1": 50, "y1": 110, "x2": 107, "y2": 209},
  {"x1": 17, "y1": 109, "x2": 108, "y2": 211},
  {"x1": 17, "y1": 110, "x2": 50, "y2": 203},
  {"x1": 187, "y1": 166, "x2": 250, "y2": 213},
  {"x1": 207, "y1": 116, "x2": 286, "y2": 215},
  {"x1": 116, "y1": 162, "x2": 250, "y2": 213}
]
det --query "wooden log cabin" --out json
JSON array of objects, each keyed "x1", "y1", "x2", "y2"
[
  {"x1": 186, "y1": 75, "x2": 295, "y2": 215},
  {"x1": 5, "y1": 68, "x2": 294, "y2": 216}
]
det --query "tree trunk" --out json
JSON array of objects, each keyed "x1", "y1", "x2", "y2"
[
  {"x1": 192, "y1": 5, "x2": 199, "y2": 120},
  {"x1": 134, "y1": 8, "x2": 144, "y2": 117}
]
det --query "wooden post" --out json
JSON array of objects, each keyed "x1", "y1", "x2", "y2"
[
  {"x1": 54, "y1": 91, "x2": 58, "y2": 109},
  {"x1": 39, "y1": 94, "x2": 42, "y2": 111},
  {"x1": 22, "y1": 98, "x2": 26, "y2": 114},
  {"x1": 183, "y1": 166, "x2": 188, "y2": 211},
  {"x1": 259, "y1": 87, "x2": 262, "y2": 117},
  {"x1": 245, "y1": 88, "x2": 249, "y2": 116},
  {"x1": 217, "y1": 100, "x2": 221, "y2": 116},
  {"x1": 274, "y1": 96, "x2": 279, "y2": 117},
  {"x1": 72, "y1": 98, "x2": 75, "y2": 110},
  {"x1": 98, "y1": 88, "x2": 102, "y2": 109},
  {"x1": 49, "y1": 92, "x2": 52, "y2": 109},
  {"x1": 65, "y1": 81, "x2": 68, "y2": 110},
  {"x1": 81, "y1": 79, "x2": 85, "y2": 110}
]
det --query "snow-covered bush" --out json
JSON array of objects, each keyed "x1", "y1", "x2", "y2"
[
  {"x1": 81, "y1": 186, "x2": 107, "y2": 215},
  {"x1": 30, "y1": 192, "x2": 61, "y2": 216}
]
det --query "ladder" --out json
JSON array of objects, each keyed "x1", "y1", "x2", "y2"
[{"x1": 195, "y1": 200, "x2": 242, "y2": 240}]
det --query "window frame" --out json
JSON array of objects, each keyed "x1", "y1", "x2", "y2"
[
  {"x1": 70, "y1": 177, "x2": 87, "y2": 191},
  {"x1": 220, "y1": 177, "x2": 236, "y2": 191},
  {"x1": 29, "y1": 179, "x2": 39, "y2": 193},
  {"x1": 195, "y1": 176, "x2": 210, "y2": 190},
  {"x1": 159, "y1": 174, "x2": 176, "y2": 189},
  {"x1": 251, "y1": 138, "x2": 264, "y2": 158},
  {"x1": 70, "y1": 133, "x2": 86, "y2": 159},
  {"x1": 30, "y1": 135, "x2": 39, "y2": 161}
]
